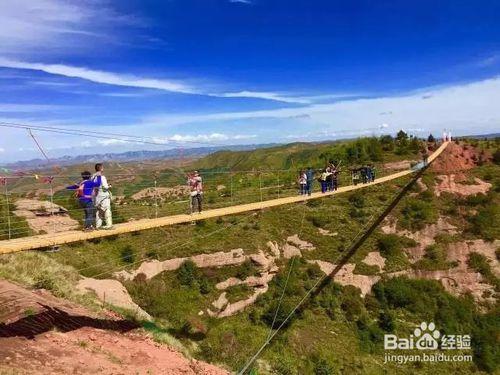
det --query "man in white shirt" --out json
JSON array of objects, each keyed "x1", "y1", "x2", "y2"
[{"x1": 92, "y1": 163, "x2": 113, "y2": 229}]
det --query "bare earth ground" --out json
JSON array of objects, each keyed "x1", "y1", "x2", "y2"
[
  {"x1": 0, "y1": 279, "x2": 228, "y2": 375},
  {"x1": 131, "y1": 186, "x2": 190, "y2": 201},
  {"x1": 434, "y1": 174, "x2": 491, "y2": 197},
  {"x1": 383, "y1": 160, "x2": 417, "y2": 170},
  {"x1": 431, "y1": 141, "x2": 490, "y2": 174},
  {"x1": 13, "y1": 199, "x2": 79, "y2": 234}
]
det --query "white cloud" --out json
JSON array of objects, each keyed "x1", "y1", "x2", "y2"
[
  {"x1": 0, "y1": 58, "x2": 194, "y2": 94},
  {"x1": 97, "y1": 92, "x2": 151, "y2": 98},
  {"x1": 141, "y1": 75, "x2": 500, "y2": 135},
  {"x1": 153, "y1": 133, "x2": 256, "y2": 143},
  {"x1": 477, "y1": 53, "x2": 500, "y2": 67},
  {"x1": 96, "y1": 139, "x2": 129, "y2": 146},
  {"x1": 0, "y1": 0, "x2": 139, "y2": 57},
  {"x1": 0, "y1": 58, "x2": 322, "y2": 103},
  {"x1": 0, "y1": 103, "x2": 69, "y2": 113},
  {"x1": 219, "y1": 91, "x2": 311, "y2": 104},
  {"x1": 0, "y1": 147, "x2": 5, "y2": 153},
  {"x1": 229, "y1": 0, "x2": 253, "y2": 4},
  {"x1": 80, "y1": 140, "x2": 91, "y2": 147}
]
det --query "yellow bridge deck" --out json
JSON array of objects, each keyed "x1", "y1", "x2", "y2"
[{"x1": 0, "y1": 142, "x2": 449, "y2": 254}]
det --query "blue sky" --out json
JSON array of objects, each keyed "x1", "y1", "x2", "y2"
[{"x1": 0, "y1": 0, "x2": 500, "y2": 162}]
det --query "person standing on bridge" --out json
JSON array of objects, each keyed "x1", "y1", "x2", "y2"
[
  {"x1": 66, "y1": 171, "x2": 101, "y2": 231},
  {"x1": 188, "y1": 171, "x2": 203, "y2": 214},
  {"x1": 305, "y1": 167, "x2": 315, "y2": 196},
  {"x1": 92, "y1": 163, "x2": 113, "y2": 230},
  {"x1": 298, "y1": 170, "x2": 307, "y2": 195},
  {"x1": 319, "y1": 169, "x2": 330, "y2": 193},
  {"x1": 332, "y1": 164, "x2": 340, "y2": 190}
]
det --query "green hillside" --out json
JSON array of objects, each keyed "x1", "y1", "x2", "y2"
[{"x1": 192, "y1": 133, "x2": 422, "y2": 171}]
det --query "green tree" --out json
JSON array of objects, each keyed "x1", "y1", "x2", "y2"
[
  {"x1": 396, "y1": 130, "x2": 408, "y2": 143},
  {"x1": 493, "y1": 149, "x2": 500, "y2": 165},
  {"x1": 379, "y1": 135, "x2": 394, "y2": 151}
]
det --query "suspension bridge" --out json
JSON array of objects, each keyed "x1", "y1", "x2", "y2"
[{"x1": 0, "y1": 141, "x2": 449, "y2": 254}]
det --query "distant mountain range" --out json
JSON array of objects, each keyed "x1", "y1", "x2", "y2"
[{"x1": 0, "y1": 143, "x2": 279, "y2": 170}]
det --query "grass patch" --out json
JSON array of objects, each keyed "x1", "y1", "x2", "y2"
[
  {"x1": 225, "y1": 284, "x2": 254, "y2": 303},
  {"x1": 413, "y1": 244, "x2": 455, "y2": 271},
  {"x1": 0, "y1": 252, "x2": 92, "y2": 303},
  {"x1": 353, "y1": 262, "x2": 380, "y2": 275}
]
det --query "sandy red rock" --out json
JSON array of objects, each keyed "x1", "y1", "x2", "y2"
[{"x1": 0, "y1": 279, "x2": 228, "y2": 375}]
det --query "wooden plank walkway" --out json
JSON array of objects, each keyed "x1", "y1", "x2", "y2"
[{"x1": 0, "y1": 142, "x2": 449, "y2": 254}]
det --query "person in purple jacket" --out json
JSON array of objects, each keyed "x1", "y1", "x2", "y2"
[{"x1": 66, "y1": 171, "x2": 101, "y2": 231}]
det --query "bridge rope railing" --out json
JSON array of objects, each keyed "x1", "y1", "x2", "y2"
[{"x1": 0, "y1": 164, "x2": 401, "y2": 241}]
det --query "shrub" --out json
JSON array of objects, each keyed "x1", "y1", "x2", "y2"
[
  {"x1": 312, "y1": 357, "x2": 334, "y2": 375},
  {"x1": 236, "y1": 259, "x2": 258, "y2": 280},
  {"x1": 418, "y1": 189, "x2": 433, "y2": 202},
  {"x1": 198, "y1": 277, "x2": 212, "y2": 294},
  {"x1": 317, "y1": 282, "x2": 342, "y2": 319},
  {"x1": 493, "y1": 149, "x2": 500, "y2": 165},
  {"x1": 340, "y1": 285, "x2": 364, "y2": 321},
  {"x1": 272, "y1": 355, "x2": 298, "y2": 375},
  {"x1": 356, "y1": 315, "x2": 384, "y2": 353},
  {"x1": 377, "y1": 234, "x2": 403, "y2": 258},
  {"x1": 468, "y1": 205, "x2": 500, "y2": 241},
  {"x1": 468, "y1": 253, "x2": 490, "y2": 275},
  {"x1": 378, "y1": 310, "x2": 395, "y2": 332},
  {"x1": 33, "y1": 271, "x2": 56, "y2": 291},
  {"x1": 306, "y1": 199, "x2": 321, "y2": 208},
  {"x1": 120, "y1": 245, "x2": 135, "y2": 264},
  {"x1": 262, "y1": 298, "x2": 301, "y2": 328},
  {"x1": 353, "y1": 262, "x2": 380, "y2": 275},
  {"x1": 424, "y1": 244, "x2": 444, "y2": 262},
  {"x1": 467, "y1": 252, "x2": 499, "y2": 290},
  {"x1": 348, "y1": 192, "x2": 365, "y2": 208},
  {"x1": 177, "y1": 260, "x2": 198, "y2": 287},
  {"x1": 308, "y1": 215, "x2": 329, "y2": 228},
  {"x1": 372, "y1": 276, "x2": 498, "y2": 371},
  {"x1": 413, "y1": 244, "x2": 451, "y2": 271},
  {"x1": 464, "y1": 193, "x2": 491, "y2": 206},
  {"x1": 400, "y1": 198, "x2": 436, "y2": 230},
  {"x1": 349, "y1": 207, "x2": 365, "y2": 220}
]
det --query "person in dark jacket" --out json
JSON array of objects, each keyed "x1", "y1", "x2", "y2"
[
  {"x1": 67, "y1": 171, "x2": 101, "y2": 231},
  {"x1": 305, "y1": 167, "x2": 314, "y2": 196},
  {"x1": 369, "y1": 164, "x2": 376, "y2": 182},
  {"x1": 332, "y1": 166, "x2": 339, "y2": 190}
]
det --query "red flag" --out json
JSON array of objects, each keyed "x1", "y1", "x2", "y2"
[{"x1": 0, "y1": 177, "x2": 6, "y2": 186}]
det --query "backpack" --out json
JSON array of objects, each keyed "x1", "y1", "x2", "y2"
[{"x1": 75, "y1": 181, "x2": 85, "y2": 198}]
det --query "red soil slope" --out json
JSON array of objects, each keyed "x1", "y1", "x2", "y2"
[{"x1": 0, "y1": 280, "x2": 228, "y2": 375}]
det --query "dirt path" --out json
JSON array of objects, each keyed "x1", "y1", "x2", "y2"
[{"x1": 0, "y1": 279, "x2": 228, "y2": 375}]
